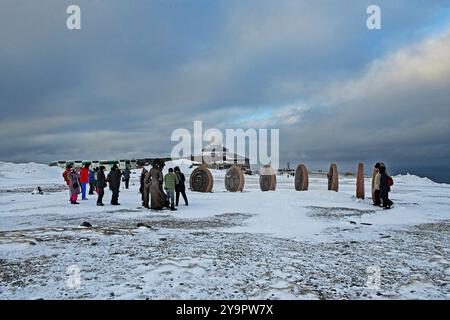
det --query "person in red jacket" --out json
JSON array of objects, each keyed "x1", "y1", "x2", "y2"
[
  {"x1": 62, "y1": 163, "x2": 73, "y2": 202},
  {"x1": 79, "y1": 163, "x2": 90, "y2": 200}
]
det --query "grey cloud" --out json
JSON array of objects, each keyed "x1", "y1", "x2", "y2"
[{"x1": 0, "y1": 0, "x2": 449, "y2": 181}]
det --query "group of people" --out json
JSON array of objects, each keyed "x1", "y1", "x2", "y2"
[
  {"x1": 139, "y1": 160, "x2": 188, "y2": 211},
  {"x1": 373, "y1": 162, "x2": 394, "y2": 209},
  {"x1": 62, "y1": 163, "x2": 131, "y2": 206},
  {"x1": 62, "y1": 160, "x2": 188, "y2": 211},
  {"x1": 64, "y1": 161, "x2": 392, "y2": 210}
]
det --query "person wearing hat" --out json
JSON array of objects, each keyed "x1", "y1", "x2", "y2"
[
  {"x1": 122, "y1": 166, "x2": 131, "y2": 189},
  {"x1": 96, "y1": 166, "x2": 107, "y2": 206},
  {"x1": 80, "y1": 163, "x2": 90, "y2": 200},
  {"x1": 62, "y1": 163, "x2": 73, "y2": 202},
  {"x1": 88, "y1": 167, "x2": 96, "y2": 195},
  {"x1": 149, "y1": 160, "x2": 165, "y2": 210},
  {"x1": 174, "y1": 166, "x2": 188, "y2": 206},
  {"x1": 373, "y1": 162, "x2": 382, "y2": 206},
  {"x1": 140, "y1": 167, "x2": 149, "y2": 208},
  {"x1": 69, "y1": 167, "x2": 81, "y2": 204},
  {"x1": 379, "y1": 165, "x2": 394, "y2": 209},
  {"x1": 107, "y1": 164, "x2": 121, "y2": 205}
]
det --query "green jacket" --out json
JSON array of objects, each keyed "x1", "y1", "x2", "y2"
[{"x1": 164, "y1": 172, "x2": 179, "y2": 190}]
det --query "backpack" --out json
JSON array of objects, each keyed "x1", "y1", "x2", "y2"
[
  {"x1": 387, "y1": 176, "x2": 394, "y2": 187},
  {"x1": 63, "y1": 170, "x2": 69, "y2": 183}
]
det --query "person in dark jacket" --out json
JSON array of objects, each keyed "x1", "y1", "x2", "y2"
[
  {"x1": 122, "y1": 166, "x2": 131, "y2": 189},
  {"x1": 107, "y1": 164, "x2": 121, "y2": 205},
  {"x1": 174, "y1": 166, "x2": 188, "y2": 206},
  {"x1": 379, "y1": 166, "x2": 393, "y2": 209},
  {"x1": 149, "y1": 160, "x2": 165, "y2": 210},
  {"x1": 96, "y1": 166, "x2": 107, "y2": 206},
  {"x1": 140, "y1": 167, "x2": 149, "y2": 208},
  {"x1": 88, "y1": 168, "x2": 96, "y2": 195}
]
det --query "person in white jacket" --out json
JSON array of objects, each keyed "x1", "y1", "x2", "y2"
[{"x1": 373, "y1": 162, "x2": 385, "y2": 206}]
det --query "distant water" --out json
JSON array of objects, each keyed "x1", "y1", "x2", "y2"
[
  {"x1": 278, "y1": 162, "x2": 450, "y2": 184},
  {"x1": 392, "y1": 167, "x2": 450, "y2": 184}
]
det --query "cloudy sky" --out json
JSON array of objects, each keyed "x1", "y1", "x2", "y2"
[{"x1": 1, "y1": 0, "x2": 450, "y2": 181}]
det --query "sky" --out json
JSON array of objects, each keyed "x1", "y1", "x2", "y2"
[{"x1": 1, "y1": 0, "x2": 450, "y2": 182}]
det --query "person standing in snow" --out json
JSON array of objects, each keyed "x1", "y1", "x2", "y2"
[
  {"x1": 140, "y1": 167, "x2": 149, "y2": 208},
  {"x1": 122, "y1": 166, "x2": 131, "y2": 189},
  {"x1": 174, "y1": 166, "x2": 188, "y2": 206},
  {"x1": 373, "y1": 162, "x2": 382, "y2": 206},
  {"x1": 88, "y1": 167, "x2": 96, "y2": 195},
  {"x1": 379, "y1": 165, "x2": 394, "y2": 209},
  {"x1": 62, "y1": 163, "x2": 73, "y2": 202},
  {"x1": 79, "y1": 163, "x2": 90, "y2": 200},
  {"x1": 107, "y1": 164, "x2": 121, "y2": 205},
  {"x1": 164, "y1": 168, "x2": 179, "y2": 211},
  {"x1": 149, "y1": 160, "x2": 165, "y2": 210},
  {"x1": 69, "y1": 168, "x2": 81, "y2": 204},
  {"x1": 96, "y1": 166, "x2": 107, "y2": 206}
]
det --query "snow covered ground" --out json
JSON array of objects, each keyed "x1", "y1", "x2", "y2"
[{"x1": 0, "y1": 161, "x2": 449, "y2": 299}]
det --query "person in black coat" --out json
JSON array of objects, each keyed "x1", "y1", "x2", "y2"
[
  {"x1": 107, "y1": 164, "x2": 121, "y2": 205},
  {"x1": 140, "y1": 167, "x2": 149, "y2": 208},
  {"x1": 174, "y1": 166, "x2": 188, "y2": 206},
  {"x1": 379, "y1": 166, "x2": 393, "y2": 209},
  {"x1": 96, "y1": 166, "x2": 107, "y2": 206}
]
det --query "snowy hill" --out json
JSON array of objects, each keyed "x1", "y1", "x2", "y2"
[
  {"x1": 393, "y1": 173, "x2": 439, "y2": 186},
  {"x1": 0, "y1": 162, "x2": 64, "y2": 189}
]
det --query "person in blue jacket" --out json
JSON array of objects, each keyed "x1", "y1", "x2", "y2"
[{"x1": 88, "y1": 167, "x2": 96, "y2": 195}]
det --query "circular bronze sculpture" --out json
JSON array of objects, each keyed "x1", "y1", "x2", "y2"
[
  {"x1": 225, "y1": 165, "x2": 244, "y2": 192},
  {"x1": 259, "y1": 165, "x2": 276, "y2": 191},
  {"x1": 327, "y1": 163, "x2": 339, "y2": 192},
  {"x1": 294, "y1": 164, "x2": 309, "y2": 191},
  {"x1": 189, "y1": 165, "x2": 213, "y2": 192},
  {"x1": 356, "y1": 163, "x2": 365, "y2": 199}
]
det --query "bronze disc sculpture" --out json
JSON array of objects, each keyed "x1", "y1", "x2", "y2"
[
  {"x1": 259, "y1": 165, "x2": 276, "y2": 191},
  {"x1": 294, "y1": 164, "x2": 309, "y2": 191},
  {"x1": 356, "y1": 163, "x2": 365, "y2": 199},
  {"x1": 189, "y1": 165, "x2": 213, "y2": 192},
  {"x1": 327, "y1": 163, "x2": 339, "y2": 192},
  {"x1": 225, "y1": 165, "x2": 245, "y2": 192}
]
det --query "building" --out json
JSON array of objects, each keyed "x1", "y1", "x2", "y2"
[
  {"x1": 49, "y1": 157, "x2": 172, "y2": 170},
  {"x1": 189, "y1": 145, "x2": 251, "y2": 171}
]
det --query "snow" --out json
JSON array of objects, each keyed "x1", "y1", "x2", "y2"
[
  {"x1": 0, "y1": 161, "x2": 449, "y2": 299},
  {"x1": 0, "y1": 162, "x2": 64, "y2": 190},
  {"x1": 393, "y1": 173, "x2": 439, "y2": 186}
]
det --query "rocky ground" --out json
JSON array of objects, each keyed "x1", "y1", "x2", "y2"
[{"x1": 1, "y1": 212, "x2": 448, "y2": 299}]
